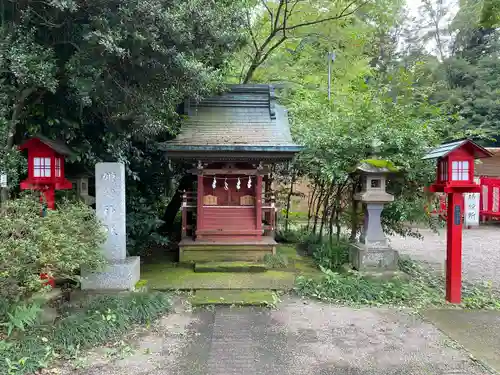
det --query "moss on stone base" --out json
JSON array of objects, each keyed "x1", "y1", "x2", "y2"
[
  {"x1": 141, "y1": 264, "x2": 295, "y2": 291},
  {"x1": 194, "y1": 261, "x2": 267, "y2": 273}
]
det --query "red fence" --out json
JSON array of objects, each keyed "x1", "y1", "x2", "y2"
[
  {"x1": 479, "y1": 177, "x2": 500, "y2": 221},
  {"x1": 425, "y1": 177, "x2": 500, "y2": 222}
]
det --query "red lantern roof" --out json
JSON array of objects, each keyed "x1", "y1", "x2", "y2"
[
  {"x1": 18, "y1": 134, "x2": 73, "y2": 156},
  {"x1": 423, "y1": 139, "x2": 492, "y2": 160}
]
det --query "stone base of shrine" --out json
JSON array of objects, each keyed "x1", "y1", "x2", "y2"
[
  {"x1": 179, "y1": 237, "x2": 276, "y2": 263},
  {"x1": 349, "y1": 243, "x2": 399, "y2": 271},
  {"x1": 80, "y1": 256, "x2": 140, "y2": 290}
]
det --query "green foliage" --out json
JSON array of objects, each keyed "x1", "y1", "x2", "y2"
[
  {"x1": 296, "y1": 257, "x2": 500, "y2": 308},
  {"x1": 275, "y1": 228, "x2": 304, "y2": 244},
  {"x1": 0, "y1": 304, "x2": 42, "y2": 338},
  {"x1": 0, "y1": 292, "x2": 173, "y2": 375},
  {"x1": 399, "y1": 258, "x2": 500, "y2": 310},
  {"x1": 0, "y1": 194, "x2": 106, "y2": 303},
  {"x1": 0, "y1": 0, "x2": 247, "y2": 250},
  {"x1": 295, "y1": 265, "x2": 441, "y2": 307},
  {"x1": 263, "y1": 253, "x2": 289, "y2": 269},
  {"x1": 311, "y1": 240, "x2": 350, "y2": 271},
  {"x1": 233, "y1": 0, "x2": 403, "y2": 83}
]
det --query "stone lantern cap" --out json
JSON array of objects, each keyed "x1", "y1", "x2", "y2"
[
  {"x1": 352, "y1": 159, "x2": 399, "y2": 203},
  {"x1": 354, "y1": 159, "x2": 400, "y2": 174}
]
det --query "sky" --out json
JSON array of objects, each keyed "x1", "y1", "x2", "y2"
[{"x1": 404, "y1": 0, "x2": 460, "y2": 56}]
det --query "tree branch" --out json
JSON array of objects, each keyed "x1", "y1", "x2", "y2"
[
  {"x1": 273, "y1": 0, "x2": 285, "y2": 33},
  {"x1": 258, "y1": 36, "x2": 287, "y2": 67},
  {"x1": 6, "y1": 87, "x2": 36, "y2": 150},
  {"x1": 245, "y1": 8, "x2": 259, "y2": 52},
  {"x1": 260, "y1": 0, "x2": 274, "y2": 29},
  {"x1": 286, "y1": 0, "x2": 367, "y2": 31}
]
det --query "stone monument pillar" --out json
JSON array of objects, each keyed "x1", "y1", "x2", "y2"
[
  {"x1": 349, "y1": 160, "x2": 399, "y2": 271},
  {"x1": 81, "y1": 162, "x2": 140, "y2": 290}
]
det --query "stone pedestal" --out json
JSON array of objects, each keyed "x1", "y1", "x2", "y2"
[
  {"x1": 81, "y1": 163, "x2": 140, "y2": 290},
  {"x1": 349, "y1": 243, "x2": 399, "y2": 271},
  {"x1": 349, "y1": 203, "x2": 399, "y2": 271}
]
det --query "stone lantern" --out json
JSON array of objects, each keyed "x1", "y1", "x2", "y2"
[{"x1": 349, "y1": 159, "x2": 399, "y2": 271}]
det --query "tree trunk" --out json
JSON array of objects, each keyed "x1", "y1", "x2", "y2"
[
  {"x1": 1, "y1": 88, "x2": 36, "y2": 203},
  {"x1": 159, "y1": 174, "x2": 195, "y2": 234},
  {"x1": 334, "y1": 184, "x2": 345, "y2": 244},
  {"x1": 284, "y1": 169, "x2": 296, "y2": 231},
  {"x1": 328, "y1": 200, "x2": 336, "y2": 244},
  {"x1": 312, "y1": 182, "x2": 326, "y2": 234},
  {"x1": 349, "y1": 181, "x2": 360, "y2": 242},
  {"x1": 307, "y1": 182, "x2": 318, "y2": 231},
  {"x1": 319, "y1": 181, "x2": 334, "y2": 239}
]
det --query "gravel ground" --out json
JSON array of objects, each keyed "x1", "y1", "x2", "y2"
[
  {"x1": 57, "y1": 297, "x2": 490, "y2": 375},
  {"x1": 388, "y1": 225, "x2": 500, "y2": 290}
]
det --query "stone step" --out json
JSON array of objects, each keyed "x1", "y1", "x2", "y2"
[
  {"x1": 190, "y1": 289, "x2": 277, "y2": 306},
  {"x1": 194, "y1": 261, "x2": 268, "y2": 273}
]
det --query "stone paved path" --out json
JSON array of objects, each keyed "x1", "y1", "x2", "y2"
[
  {"x1": 421, "y1": 309, "x2": 500, "y2": 373},
  {"x1": 389, "y1": 225, "x2": 500, "y2": 291},
  {"x1": 65, "y1": 298, "x2": 491, "y2": 375}
]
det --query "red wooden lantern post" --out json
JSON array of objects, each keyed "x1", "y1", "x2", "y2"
[
  {"x1": 423, "y1": 139, "x2": 492, "y2": 303},
  {"x1": 18, "y1": 136, "x2": 73, "y2": 212}
]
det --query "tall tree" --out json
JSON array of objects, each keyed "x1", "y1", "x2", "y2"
[
  {"x1": 236, "y1": 0, "x2": 399, "y2": 83},
  {"x1": 0, "y1": 0, "x2": 246, "y2": 250}
]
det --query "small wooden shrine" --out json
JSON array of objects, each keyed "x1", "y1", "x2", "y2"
[{"x1": 161, "y1": 84, "x2": 302, "y2": 262}]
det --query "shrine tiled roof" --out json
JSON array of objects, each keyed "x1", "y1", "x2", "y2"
[{"x1": 160, "y1": 84, "x2": 301, "y2": 155}]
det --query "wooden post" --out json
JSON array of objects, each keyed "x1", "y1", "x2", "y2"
[
  {"x1": 446, "y1": 192, "x2": 464, "y2": 303},
  {"x1": 196, "y1": 173, "x2": 204, "y2": 236},
  {"x1": 270, "y1": 194, "x2": 276, "y2": 234},
  {"x1": 181, "y1": 190, "x2": 187, "y2": 238},
  {"x1": 44, "y1": 188, "x2": 55, "y2": 210},
  {"x1": 256, "y1": 174, "x2": 263, "y2": 235}
]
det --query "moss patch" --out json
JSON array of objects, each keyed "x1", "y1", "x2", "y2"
[
  {"x1": 360, "y1": 159, "x2": 399, "y2": 172},
  {"x1": 190, "y1": 290, "x2": 277, "y2": 306},
  {"x1": 140, "y1": 245, "x2": 322, "y2": 291},
  {"x1": 141, "y1": 263, "x2": 295, "y2": 290},
  {"x1": 194, "y1": 261, "x2": 267, "y2": 273}
]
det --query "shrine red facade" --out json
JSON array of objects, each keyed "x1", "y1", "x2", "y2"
[{"x1": 161, "y1": 84, "x2": 301, "y2": 262}]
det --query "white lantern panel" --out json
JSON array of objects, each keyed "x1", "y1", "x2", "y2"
[
  {"x1": 452, "y1": 160, "x2": 469, "y2": 181},
  {"x1": 43, "y1": 157, "x2": 51, "y2": 177},
  {"x1": 33, "y1": 157, "x2": 41, "y2": 177}
]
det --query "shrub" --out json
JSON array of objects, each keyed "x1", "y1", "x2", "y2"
[
  {"x1": 296, "y1": 258, "x2": 500, "y2": 309},
  {"x1": 0, "y1": 194, "x2": 106, "y2": 303},
  {"x1": 275, "y1": 226, "x2": 315, "y2": 245},
  {"x1": 1, "y1": 292, "x2": 173, "y2": 375},
  {"x1": 312, "y1": 240, "x2": 350, "y2": 271},
  {"x1": 295, "y1": 266, "x2": 442, "y2": 307}
]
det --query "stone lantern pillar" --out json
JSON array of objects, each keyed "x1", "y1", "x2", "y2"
[{"x1": 349, "y1": 160, "x2": 399, "y2": 271}]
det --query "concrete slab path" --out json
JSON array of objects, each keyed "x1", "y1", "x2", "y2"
[
  {"x1": 61, "y1": 298, "x2": 491, "y2": 375},
  {"x1": 421, "y1": 309, "x2": 500, "y2": 373}
]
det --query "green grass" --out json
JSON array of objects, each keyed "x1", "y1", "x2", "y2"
[
  {"x1": 1, "y1": 292, "x2": 173, "y2": 375},
  {"x1": 190, "y1": 290, "x2": 277, "y2": 306}
]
